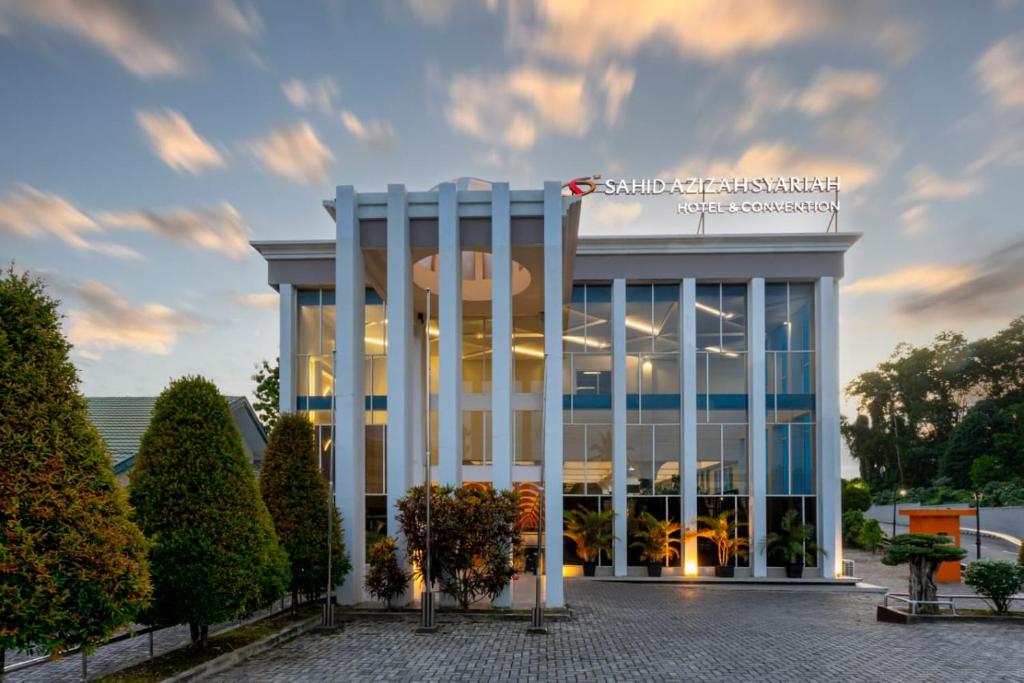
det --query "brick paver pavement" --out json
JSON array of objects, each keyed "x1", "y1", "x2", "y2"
[{"x1": 214, "y1": 580, "x2": 1024, "y2": 682}]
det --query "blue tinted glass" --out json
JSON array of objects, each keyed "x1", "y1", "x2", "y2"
[
  {"x1": 365, "y1": 288, "x2": 383, "y2": 305},
  {"x1": 297, "y1": 290, "x2": 321, "y2": 306},
  {"x1": 767, "y1": 425, "x2": 789, "y2": 495},
  {"x1": 765, "y1": 283, "x2": 788, "y2": 351},
  {"x1": 571, "y1": 285, "x2": 586, "y2": 304},
  {"x1": 652, "y1": 284, "x2": 678, "y2": 302},
  {"x1": 626, "y1": 284, "x2": 651, "y2": 303},
  {"x1": 587, "y1": 284, "x2": 612, "y2": 303},
  {"x1": 789, "y1": 283, "x2": 814, "y2": 351},
  {"x1": 321, "y1": 290, "x2": 336, "y2": 306},
  {"x1": 790, "y1": 424, "x2": 815, "y2": 494}
]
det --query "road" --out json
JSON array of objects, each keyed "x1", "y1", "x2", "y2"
[{"x1": 865, "y1": 504, "x2": 1021, "y2": 562}]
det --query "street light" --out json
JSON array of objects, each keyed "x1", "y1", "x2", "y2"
[
  {"x1": 973, "y1": 490, "x2": 983, "y2": 560},
  {"x1": 891, "y1": 487, "x2": 907, "y2": 537}
]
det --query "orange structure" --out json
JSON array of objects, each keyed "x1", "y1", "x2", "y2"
[{"x1": 899, "y1": 508, "x2": 976, "y2": 583}]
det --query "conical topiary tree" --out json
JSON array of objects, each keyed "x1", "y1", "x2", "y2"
[
  {"x1": 0, "y1": 268, "x2": 150, "y2": 667},
  {"x1": 259, "y1": 414, "x2": 349, "y2": 608},
  {"x1": 130, "y1": 376, "x2": 289, "y2": 648}
]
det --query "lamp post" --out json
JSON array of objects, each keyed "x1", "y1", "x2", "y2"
[
  {"x1": 419, "y1": 289, "x2": 437, "y2": 633},
  {"x1": 891, "y1": 487, "x2": 907, "y2": 537},
  {"x1": 973, "y1": 491, "x2": 983, "y2": 560}
]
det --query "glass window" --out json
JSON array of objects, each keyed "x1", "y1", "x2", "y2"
[
  {"x1": 563, "y1": 424, "x2": 586, "y2": 494},
  {"x1": 514, "y1": 410, "x2": 542, "y2": 466},
  {"x1": 654, "y1": 424, "x2": 680, "y2": 494},
  {"x1": 463, "y1": 410, "x2": 491, "y2": 465},
  {"x1": 586, "y1": 424, "x2": 613, "y2": 494},
  {"x1": 627, "y1": 425, "x2": 653, "y2": 495}
]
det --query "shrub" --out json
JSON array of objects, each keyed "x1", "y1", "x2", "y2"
[
  {"x1": 259, "y1": 414, "x2": 350, "y2": 607},
  {"x1": 842, "y1": 510, "x2": 866, "y2": 546},
  {"x1": 130, "y1": 376, "x2": 290, "y2": 647},
  {"x1": 964, "y1": 560, "x2": 1024, "y2": 614},
  {"x1": 842, "y1": 479, "x2": 872, "y2": 513},
  {"x1": 397, "y1": 484, "x2": 521, "y2": 610},
  {"x1": 564, "y1": 507, "x2": 616, "y2": 563},
  {"x1": 630, "y1": 511, "x2": 681, "y2": 565},
  {"x1": 969, "y1": 455, "x2": 1005, "y2": 490},
  {"x1": 882, "y1": 534, "x2": 966, "y2": 613},
  {"x1": 856, "y1": 518, "x2": 885, "y2": 553},
  {"x1": 365, "y1": 537, "x2": 408, "y2": 609},
  {"x1": 0, "y1": 268, "x2": 150, "y2": 659}
]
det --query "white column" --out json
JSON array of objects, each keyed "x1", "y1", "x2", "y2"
[
  {"x1": 748, "y1": 278, "x2": 768, "y2": 577},
  {"x1": 438, "y1": 182, "x2": 462, "y2": 487},
  {"x1": 278, "y1": 283, "x2": 295, "y2": 416},
  {"x1": 611, "y1": 279, "x2": 627, "y2": 576},
  {"x1": 335, "y1": 186, "x2": 366, "y2": 604},
  {"x1": 491, "y1": 182, "x2": 513, "y2": 491},
  {"x1": 681, "y1": 279, "x2": 698, "y2": 574},
  {"x1": 816, "y1": 276, "x2": 841, "y2": 578},
  {"x1": 386, "y1": 185, "x2": 413, "y2": 545},
  {"x1": 542, "y1": 181, "x2": 565, "y2": 607},
  {"x1": 490, "y1": 183, "x2": 513, "y2": 607}
]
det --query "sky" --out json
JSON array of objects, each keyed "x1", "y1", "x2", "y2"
[{"x1": 1, "y1": 1, "x2": 1024, "y2": 477}]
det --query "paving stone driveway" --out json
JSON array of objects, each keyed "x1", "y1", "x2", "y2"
[{"x1": 214, "y1": 580, "x2": 1024, "y2": 682}]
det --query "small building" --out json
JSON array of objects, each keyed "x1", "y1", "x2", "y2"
[{"x1": 86, "y1": 396, "x2": 268, "y2": 484}]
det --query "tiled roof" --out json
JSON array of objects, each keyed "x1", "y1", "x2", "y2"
[{"x1": 86, "y1": 396, "x2": 254, "y2": 474}]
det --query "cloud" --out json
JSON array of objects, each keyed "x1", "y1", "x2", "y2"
[
  {"x1": 282, "y1": 77, "x2": 340, "y2": 116},
  {"x1": 904, "y1": 164, "x2": 982, "y2": 201},
  {"x1": 899, "y1": 205, "x2": 931, "y2": 237},
  {"x1": 795, "y1": 67, "x2": 884, "y2": 116},
  {"x1": 599, "y1": 63, "x2": 635, "y2": 126},
  {"x1": 136, "y1": 108, "x2": 225, "y2": 175},
  {"x1": 233, "y1": 292, "x2": 278, "y2": 309},
  {"x1": 445, "y1": 66, "x2": 590, "y2": 149},
  {"x1": 0, "y1": 184, "x2": 140, "y2": 259},
  {"x1": 894, "y1": 237, "x2": 1024, "y2": 319},
  {"x1": 0, "y1": 0, "x2": 263, "y2": 79},
  {"x1": 98, "y1": 202, "x2": 252, "y2": 259},
  {"x1": 249, "y1": 121, "x2": 334, "y2": 185},
  {"x1": 843, "y1": 265, "x2": 975, "y2": 295},
  {"x1": 583, "y1": 200, "x2": 643, "y2": 234},
  {"x1": 665, "y1": 142, "x2": 877, "y2": 191},
  {"x1": 339, "y1": 109, "x2": 396, "y2": 148},
  {"x1": 975, "y1": 34, "x2": 1024, "y2": 111},
  {"x1": 63, "y1": 279, "x2": 202, "y2": 356},
  {"x1": 405, "y1": 0, "x2": 461, "y2": 25}
]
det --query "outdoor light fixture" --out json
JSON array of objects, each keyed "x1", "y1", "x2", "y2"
[{"x1": 684, "y1": 560, "x2": 698, "y2": 577}]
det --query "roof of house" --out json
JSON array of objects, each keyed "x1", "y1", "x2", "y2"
[{"x1": 86, "y1": 396, "x2": 267, "y2": 475}]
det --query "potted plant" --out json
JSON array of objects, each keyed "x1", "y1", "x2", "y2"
[
  {"x1": 686, "y1": 510, "x2": 748, "y2": 578},
  {"x1": 564, "y1": 507, "x2": 616, "y2": 577},
  {"x1": 630, "y1": 511, "x2": 681, "y2": 577},
  {"x1": 764, "y1": 509, "x2": 823, "y2": 578}
]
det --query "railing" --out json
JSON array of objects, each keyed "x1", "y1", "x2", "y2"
[{"x1": 884, "y1": 592, "x2": 1024, "y2": 615}]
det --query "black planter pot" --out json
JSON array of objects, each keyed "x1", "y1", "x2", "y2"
[
  {"x1": 646, "y1": 563, "x2": 663, "y2": 577},
  {"x1": 785, "y1": 561, "x2": 804, "y2": 579},
  {"x1": 582, "y1": 561, "x2": 597, "y2": 577},
  {"x1": 714, "y1": 565, "x2": 735, "y2": 578}
]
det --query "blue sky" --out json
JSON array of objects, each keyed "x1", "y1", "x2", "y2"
[{"x1": 2, "y1": 1, "x2": 1023, "y2": 477}]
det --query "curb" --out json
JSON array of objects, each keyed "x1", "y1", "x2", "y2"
[
  {"x1": 334, "y1": 608, "x2": 573, "y2": 623},
  {"x1": 877, "y1": 604, "x2": 1024, "y2": 625},
  {"x1": 161, "y1": 615, "x2": 320, "y2": 682}
]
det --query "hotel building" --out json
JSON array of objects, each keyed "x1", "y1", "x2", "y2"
[{"x1": 252, "y1": 179, "x2": 859, "y2": 608}]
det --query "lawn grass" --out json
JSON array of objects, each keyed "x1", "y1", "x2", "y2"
[{"x1": 96, "y1": 604, "x2": 319, "y2": 683}]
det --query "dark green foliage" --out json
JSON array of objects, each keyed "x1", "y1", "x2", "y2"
[
  {"x1": 842, "y1": 510, "x2": 865, "y2": 546},
  {"x1": 969, "y1": 454, "x2": 1006, "y2": 489},
  {"x1": 940, "y1": 399, "x2": 1015, "y2": 484},
  {"x1": 365, "y1": 537, "x2": 408, "y2": 609},
  {"x1": 564, "y1": 507, "x2": 616, "y2": 563},
  {"x1": 630, "y1": 511, "x2": 681, "y2": 564},
  {"x1": 964, "y1": 560, "x2": 1024, "y2": 614},
  {"x1": 259, "y1": 414, "x2": 349, "y2": 604},
  {"x1": 764, "y1": 509, "x2": 820, "y2": 565},
  {"x1": 882, "y1": 533, "x2": 966, "y2": 611},
  {"x1": 841, "y1": 479, "x2": 872, "y2": 513},
  {"x1": 130, "y1": 377, "x2": 289, "y2": 646},
  {"x1": 251, "y1": 358, "x2": 279, "y2": 431},
  {"x1": 0, "y1": 268, "x2": 151, "y2": 656},
  {"x1": 855, "y1": 519, "x2": 884, "y2": 553},
  {"x1": 397, "y1": 484, "x2": 521, "y2": 610}
]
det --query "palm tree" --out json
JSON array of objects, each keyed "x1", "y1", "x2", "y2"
[
  {"x1": 563, "y1": 507, "x2": 616, "y2": 576},
  {"x1": 764, "y1": 509, "x2": 821, "y2": 577},
  {"x1": 630, "y1": 512, "x2": 681, "y2": 576},
  {"x1": 686, "y1": 509, "x2": 749, "y2": 576}
]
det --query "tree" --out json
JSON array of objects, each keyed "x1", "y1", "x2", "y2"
[
  {"x1": 397, "y1": 484, "x2": 521, "y2": 610},
  {"x1": 964, "y1": 560, "x2": 1024, "y2": 614},
  {"x1": 855, "y1": 518, "x2": 884, "y2": 553},
  {"x1": 940, "y1": 399, "x2": 1015, "y2": 484},
  {"x1": 841, "y1": 478, "x2": 872, "y2": 513},
  {"x1": 130, "y1": 376, "x2": 290, "y2": 648},
  {"x1": 251, "y1": 358, "x2": 280, "y2": 431},
  {"x1": 630, "y1": 511, "x2": 681, "y2": 566},
  {"x1": 259, "y1": 414, "x2": 349, "y2": 608},
  {"x1": 881, "y1": 534, "x2": 966, "y2": 612},
  {"x1": 842, "y1": 510, "x2": 865, "y2": 546},
  {"x1": 365, "y1": 537, "x2": 408, "y2": 609},
  {"x1": 563, "y1": 507, "x2": 616, "y2": 564},
  {"x1": 969, "y1": 454, "x2": 1005, "y2": 490},
  {"x1": 0, "y1": 268, "x2": 150, "y2": 666}
]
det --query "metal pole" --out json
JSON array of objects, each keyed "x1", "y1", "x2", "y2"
[
  {"x1": 148, "y1": 630, "x2": 154, "y2": 660},
  {"x1": 419, "y1": 289, "x2": 437, "y2": 632},
  {"x1": 80, "y1": 651, "x2": 86, "y2": 682},
  {"x1": 528, "y1": 352, "x2": 548, "y2": 634},
  {"x1": 975, "y1": 493, "x2": 982, "y2": 560},
  {"x1": 891, "y1": 488, "x2": 897, "y2": 538},
  {"x1": 323, "y1": 349, "x2": 337, "y2": 628}
]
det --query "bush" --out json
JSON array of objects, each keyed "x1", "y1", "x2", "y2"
[
  {"x1": 970, "y1": 455, "x2": 1006, "y2": 490},
  {"x1": 842, "y1": 479, "x2": 872, "y2": 513},
  {"x1": 1018, "y1": 542, "x2": 1024, "y2": 567},
  {"x1": 856, "y1": 519, "x2": 885, "y2": 553},
  {"x1": 365, "y1": 537, "x2": 408, "y2": 609},
  {"x1": 0, "y1": 269, "x2": 150, "y2": 658},
  {"x1": 397, "y1": 484, "x2": 521, "y2": 610},
  {"x1": 964, "y1": 560, "x2": 1024, "y2": 614},
  {"x1": 842, "y1": 510, "x2": 865, "y2": 546},
  {"x1": 130, "y1": 377, "x2": 290, "y2": 647},
  {"x1": 260, "y1": 414, "x2": 349, "y2": 606}
]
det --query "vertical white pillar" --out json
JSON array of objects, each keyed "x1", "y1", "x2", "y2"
[
  {"x1": 543, "y1": 181, "x2": 564, "y2": 607},
  {"x1": 491, "y1": 183, "x2": 513, "y2": 607},
  {"x1": 491, "y1": 182, "x2": 513, "y2": 491},
  {"x1": 335, "y1": 186, "x2": 366, "y2": 604},
  {"x1": 816, "y1": 277, "x2": 841, "y2": 578},
  {"x1": 611, "y1": 279, "x2": 627, "y2": 576},
  {"x1": 681, "y1": 279, "x2": 698, "y2": 574},
  {"x1": 386, "y1": 185, "x2": 413, "y2": 545},
  {"x1": 278, "y1": 283, "x2": 295, "y2": 416},
  {"x1": 749, "y1": 278, "x2": 767, "y2": 577},
  {"x1": 438, "y1": 182, "x2": 462, "y2": 487}
]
